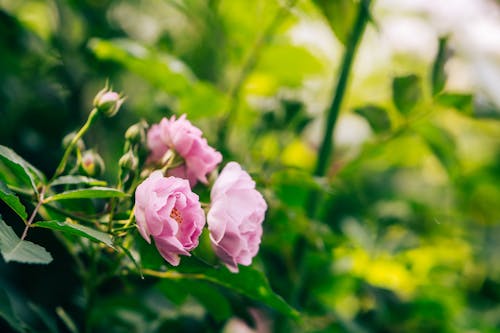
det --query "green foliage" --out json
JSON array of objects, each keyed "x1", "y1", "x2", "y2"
[
  {"x1": 34, "y1": 220, "x2": 114, "y2": 248},
  {"x1": 0, "y1": 289, "x2": 26, "y2": 333},
  {"x1": 353, "y1": 105, "x2": 391, "y2": 133},
  {"x1": 392, "y1": 74, "x2": 422, "y2": 115},
  {"x1": 43, "y1": 187, "x2": 127, "y2": 202},
  {"x1": 0, "y1": 145, "x2": 44, "y2": 193},
  {"x1": 431, "y1": 37, "x2": 449, "y2": 96},
  {"x1": 313, "y1": 0, "x2": 357, "y2": 45},
  {"x1": 0, "y1": 218, "x2": 52, "y2": 264},
  {"x1": 0, "y1": 180, "x2": 27, "y2": 221}
]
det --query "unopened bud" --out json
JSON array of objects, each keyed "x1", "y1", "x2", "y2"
[
  {"x1": 93, "y1": 84, "x2": 125, "y2": 117},
  {"x1": 80, "y1": 150, "x2": 105, "y2": 176},
  {"x1": 119, "y1": 150, "x2": 138, "y2": 171},
  {"x1": 125, "y1": 120, "x2": 147, "y2": 145},
  {"x1": 62, "y1": 132, "x2": 85, "y2": 151}
]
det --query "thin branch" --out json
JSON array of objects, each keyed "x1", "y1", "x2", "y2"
[
  {"x1": 218, "y1": 0, "x2": 298, "y2": 146},
  {"x1": 20, "y1": 186, "x2": 46, "y2": 240}
]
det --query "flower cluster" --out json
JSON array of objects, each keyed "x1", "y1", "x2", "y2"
[{"x1": 134, "y1": 115, "x2": 267, "y2": 272}]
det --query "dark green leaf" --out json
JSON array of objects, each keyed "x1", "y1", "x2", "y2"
[
  {"x1": 473, "y1": 95, "x2": 500, "y2": 119},
  {"x1": 50, "y1": 175, "x2": 107, "y2": 187},
  {"x1": 44, "y1": 187, "x2": 128, "y2": 202},
  {"x1": 34, "y1": 220, "x2": 113, "y2": 247},
  {"x1": 0, "y1": 180, "x2": 27, "y2": 221},
  {"x1": 28, "y1": 303, "x2": 59, "y2": 333},
  {"x1": 0, "y1": 288, "x2": 26, "y2": 332},
  {"x1": 353, "y1": 105, "x2": 391, "y2": 133},
  {"x1": 436, "y1": 92, "x2": 473, "y2": 115},
  {"x1": 392, "y1": 74, "x2": 422, "y2": 115},
  {"x1": 118, "y1": 243, "x2": 142, "y2": 277},
  {"x1": 157, "y1": 279, "x2": 232, "y2": 322},
  {"x1": 160, "y1": 257, "x2": 299, "y2": 318},
  {"x1": 0, "y1": 218, "x2": 52, "y2": 264},
  {"x1": 313, "y1": 0, "x2": 357, "y2": 45},
  {"x1": 431, "y1": 37, "x2": 449, "y2": 96},
  {"x1": 0, "y1": 145, "x2": 44, "y2": 193}
]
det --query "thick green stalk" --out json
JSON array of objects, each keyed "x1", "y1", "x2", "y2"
[
  {"x1": 292, "y1": 0, "x2": 373, "y2": 309},
  {"x1": 308, "y1": 0, "x2": 372, "y2": 215},
  {"x1": 315, "y1": 0, "x2": 372, "y2": 177}
]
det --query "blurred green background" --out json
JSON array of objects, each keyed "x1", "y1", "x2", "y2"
[{"x1": 1, "y1": 0, "x2": 500, "y2": 332}]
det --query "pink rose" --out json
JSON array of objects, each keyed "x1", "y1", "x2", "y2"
[
  {"x1": 147, "y1": 115, "x2": 222, "y2": 186},
  {"x1": 207, "y1": 162, "x2": 267, "y2": 272},
  {"x1": 134, "y1": 170, "x2": 205, "y2": 266}
]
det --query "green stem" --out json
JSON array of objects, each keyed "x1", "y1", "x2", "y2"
[
  {"x1": 292, "y1": 0, "x2": 373, "y2": 310},
  {"x1": 217, "y1": 0, "x2": 298, "y2": 147},
  {"x1": 308, "y1": 0, "x2": 372, "y2": 216},
  {"x1": 52, "y1": 108, "x2": 100, "y2": 181}
]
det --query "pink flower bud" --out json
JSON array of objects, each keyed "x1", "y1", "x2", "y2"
[{"x1": 93, "y1": 86, "x2": 125, "y2": 117}]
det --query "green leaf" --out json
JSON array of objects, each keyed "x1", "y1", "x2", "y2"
[
  {"x1": 431, "y1": 37, "x2": 449, "y2": 96},
  {"x1": 313, "y1": 0, "x2": 357, "y2": 45},
  {"x1": 50, "y1": 175, "x2": 107, "y2": 187},
  {"x1": 88, "y1": 38, "x2": 225, "y2": 119},
  {"x1": 392, "y1": 74, "x2": 422, "y2": 115},
  {"x1": 0, "y1": 145, "x2": 44, "y2": 193},
  {"x1": 28, "y1": 303, "x2": 59, "y2": 333},
  {"x1": 474, "y1": 96, "x2": 500, "y2": 119},
  {"x1": 257, "y1": 44, "x2": 324, "y2": 87},
  {"x1": 416, "y1": 123, "x2": 458, "y2": 177},
  {"x1": 353, "y1": 105, "x2": 391, "y2": 133},
  {"x1": 0, "y1": 181, "x2": 27, "y2": 221},
  {"x1": 33, "y1": 220, "x2": 114, "y2": 248},
  {"x1": 0, "y1": 218, "x2": 52, "y2": 264},
  {"x1": 149, "y1": 257, "x2": 299, "y2": 318},
  {"x1": 44, "y1": 187, "x2": 128, "y2": 202},
  {"x1": 436, "y1": 92, "x2": 473, "y2": 115},
  {"x1": 157, "y1": 279, "x2": 232, "y2": 322},
  {"x1": 0, "y1": 288, "x2": 26, "y2": 332}
]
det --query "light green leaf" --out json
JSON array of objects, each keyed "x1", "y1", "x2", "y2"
[
  {"x1": 313, "y1": 0, "x2": 357, "y2": 45},
  {"x1": 436, "y1": 92, "x2": 473, "y2": 115},
  {"x1": 0, "y1": 181, "x2": 27, "y2": 221},
  {"x1": 44, "y1": 187, "x2": 128, "y2": 202},
  {"x1": 0, "y1": 218, "x2": 52, "y2": 264},
  {"x1": 50, "y1": 175, "x2": 107, "y2": 187},
  {"x1": 257, "y1": 44, "x2": 324, "y2": 87},
  {"x1": 34, "y1": 220, "x2": 114, "y2": 248},
  {"x1": 0, "y1": 288, "x2": 26, "y2": 333},
  {"x1": 0, "y1": 145, "x2": 45, "y2": 193},
  {"x1": 88, "y1": 38, "x2": 225, "y2": 119},
  {"x1": 392, "y1": 74, "x2": 422, "y2": 115}
]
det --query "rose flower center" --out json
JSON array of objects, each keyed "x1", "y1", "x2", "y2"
[{"x1": 170, "y1": 207, "x2": 183, "y2": 224}]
